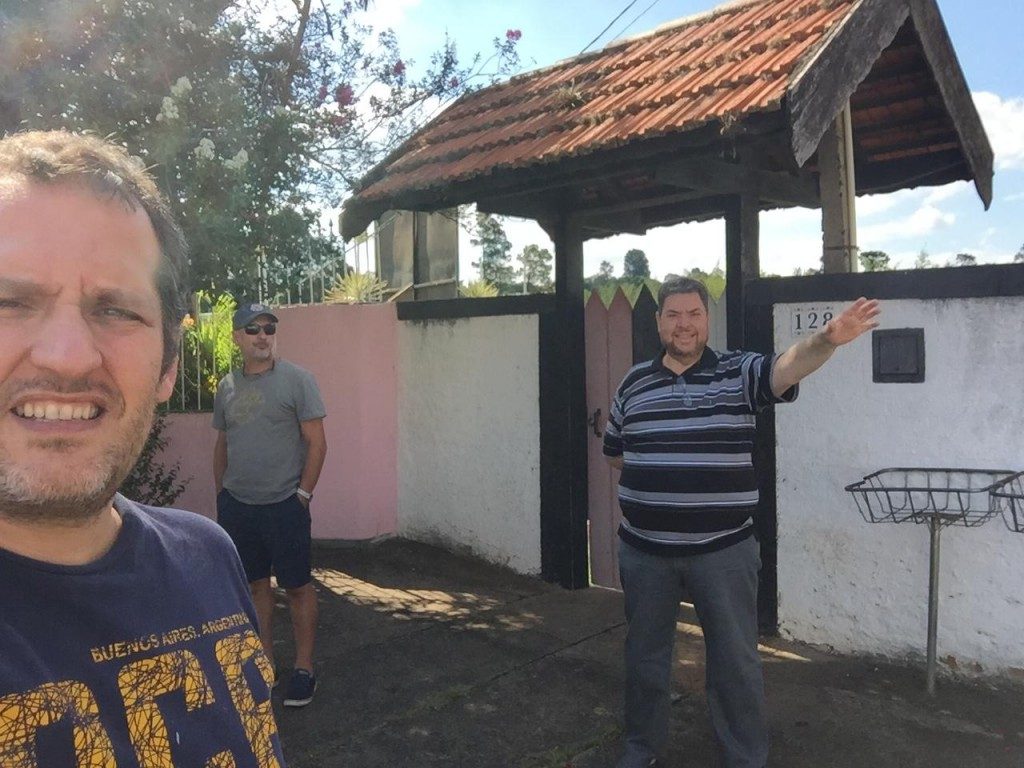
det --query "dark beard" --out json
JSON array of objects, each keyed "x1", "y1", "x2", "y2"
[{"x1": 663, "y1": 340, "x2": 705, "y2": 368}]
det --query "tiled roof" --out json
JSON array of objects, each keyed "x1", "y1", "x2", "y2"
[{"x1": 354, "y1": 0, "x2": 858, "y2": 203}]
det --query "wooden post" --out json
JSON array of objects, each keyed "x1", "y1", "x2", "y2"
[
  {"x1": 724, "y1": 193, "x2": 760, "y2": 350},
  {"x1": 539, "y1": 213, "x2": 589, "y2": 589},
  {"x1": 819, "y1": 103, "x2": 858, "y2": 273}
]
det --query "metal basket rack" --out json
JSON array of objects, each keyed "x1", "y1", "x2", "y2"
[
  {"x1": 991, "y1": 472, "x2": 1024, "y2": 532},
  {"x1": 844, "y1": 468, "x2": 1012, "y2": 528},
  {"x1": 844, "y1": 467, "x2": 1016, "y2": 695}
]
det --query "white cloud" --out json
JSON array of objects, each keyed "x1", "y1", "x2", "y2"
[
  {"x1": 857, "y1": 187, "x2": 923, "y2": 218},
  {"x1": 973, "y1": 91, "x2": 1024, "y2": 171},
  {"x1": 852, "y1": 182, "x2": 967, "y2": 218},
  {"x1": 859, "y1": 204, "x2": 955, "y2": 244},
  {"x1": 758, "y1": 208, "x2": 824, "y2": 275},
  {"x1": 923, "y1": 180, "x2": 970, "y2": 206}
]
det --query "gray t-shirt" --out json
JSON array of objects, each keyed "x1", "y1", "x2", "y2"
[{"x1": 213, "y1": 359, "x2": 326, "y2": 505}]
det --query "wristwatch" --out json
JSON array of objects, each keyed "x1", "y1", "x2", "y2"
[{"x1": 296, "y1": 487, "x2": 312, "y2": 501}]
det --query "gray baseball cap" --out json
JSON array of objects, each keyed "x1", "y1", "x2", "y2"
[{"x1": 232, "y1": 302, "x2": 279, "y2": 330}]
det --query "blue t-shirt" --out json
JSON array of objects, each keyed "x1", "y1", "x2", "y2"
[{"x1": 0, "y1": 496, "x2": 285, "y2": 767}]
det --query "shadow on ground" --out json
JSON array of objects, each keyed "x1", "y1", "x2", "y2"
[{"x1": 267, "y1": 539, "x2": 1024, "y2": 767}]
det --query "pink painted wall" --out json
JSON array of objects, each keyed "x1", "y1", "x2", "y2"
[
  {"x1": 161, "y1": 302, "x2": 399, "y2": 540},
  {"x1": 162, "y1": 413, "x2": 220, "y2": 520}
]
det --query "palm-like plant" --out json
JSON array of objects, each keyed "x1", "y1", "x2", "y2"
[
  {"x1": 325, "y1": 272, "x2": 389, "y2": 304},
  {"x1": 460, "y1": 279, "x2": 499, "y2": 298}
]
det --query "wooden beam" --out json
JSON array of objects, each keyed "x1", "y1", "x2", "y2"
[
  {"x1": 787, "y1": 0, "x2": 910, "y2": 168},
  {"x1": 850, "y1": 71, "x2": 938, "y2": 112},
  {"x1": 853, "y1": 115, "x2": 954, "y2": 143},
  {"x1": 907, "y1": 0, "x2": 993, "y2": 208},
  {"x1": 539, "y1": 214, "x2": 589, "y2": 588},
  {"x1": 725, "y1": 194, "x2": 760, "y2": 349},
  {"x1": 481, "y1": 186, "x2": 747, "y2": 236},
  {"x1": 640, "y1": 194, "x2": 732, "y2": 229},
  {"x1": 819, "y1": 104, "x2": 859, "y2": 273},
  {"x1": 479, "y1": 188, "x2": 706, "y2": 222},
  {"x1": 856, "y1": 148, "x2": 968, "y2": 196},
  {"x1": 580, "y1": 210, "x2": 646, "y2": 239},
  {"x1": 656, "y1": 157, "x2": 819, "y2": 208},
  {"x1": 476, "y1": 196, "x2": 563, "y2": 221},
  {"x1": 342, "y1": 112, "x2": 788, "y2": 238}
]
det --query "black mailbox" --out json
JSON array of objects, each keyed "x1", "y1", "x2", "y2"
[{"x1": 872, "y1": 328, "x2": 925, "y2": 383}]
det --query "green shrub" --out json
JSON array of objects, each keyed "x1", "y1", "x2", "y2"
[
  {"x1": 119, "y1": 411, "x2": 190, "y2": 507},
  {"x1": 170, "y1": 292, "x2": 241, "y2": 412}
]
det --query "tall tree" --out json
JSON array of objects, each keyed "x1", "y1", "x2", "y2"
[
  {"x1": 914, "y1": 249, "x2": 934, "y2": 269},
  {"x1": 584, "y1": 261, "x2": 616, "y2": 290},
  {"x1": 953, "y1": 252, "x2": 977, "y2": 267},
  {"x1": 859, "y1": 250, "x2": 891, "y2": 272},
  {"x1": 517, "y1": 244, "x2": 553, "y2": 293},
  {"x1": 684, "y1": 265, "x2": 726, "y2": 300},
  {"x1": 470, "y1": 212, "x2": 515, "y2": 291},
  {"x1": 623, "y1": 248, "x2": 650, "y2": 279},
  {"x1": 0, "y1": 0, "x2": 519, "y2": 298},
  {"x1": 1015, "y1": 243, "x2": 1024, "y2": 263}
]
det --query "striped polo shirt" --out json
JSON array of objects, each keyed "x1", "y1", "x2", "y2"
[{"x1": 603, "y1": 347, "x2": 798, "y2": 556}]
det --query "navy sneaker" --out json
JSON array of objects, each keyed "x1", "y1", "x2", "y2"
[{"x1": 283, "y1": 669, "x2": 317, "y2": 707}]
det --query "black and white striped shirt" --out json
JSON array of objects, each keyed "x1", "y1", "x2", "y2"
[{"x1": 603, "y1": 347, "x2": 797, "y2": 556}]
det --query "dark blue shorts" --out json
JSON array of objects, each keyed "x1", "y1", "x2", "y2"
[{"x1": 217, "y1": 490, "x2": 312, "y2": 589}]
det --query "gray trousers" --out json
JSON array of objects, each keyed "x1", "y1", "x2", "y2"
[{"x1": 617, "y1": 535, "x2": 768, "y2": 768}]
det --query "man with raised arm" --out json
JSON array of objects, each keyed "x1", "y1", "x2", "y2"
[{"x1": 605, "y1": 275, "x2": 879, "y2": 768}]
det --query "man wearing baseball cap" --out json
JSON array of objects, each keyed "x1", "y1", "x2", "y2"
[{"x1": 214, "y1": 302, "x2": 327, "y2": 707}]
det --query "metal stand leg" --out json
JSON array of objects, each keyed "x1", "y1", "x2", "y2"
[{"x1": 926, "y1": 518, "x2": 941, "y2": 695}]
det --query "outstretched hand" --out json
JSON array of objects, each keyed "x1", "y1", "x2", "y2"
[{"x1": 823, "y1": 297, "x2": 880, "y2": 347}]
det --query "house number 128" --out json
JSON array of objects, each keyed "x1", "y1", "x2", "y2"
[{"x1": 790, "y1": 306, "x2": 835, "y2": 337}]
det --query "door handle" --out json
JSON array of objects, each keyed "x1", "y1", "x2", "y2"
[{"x1": 588, "y1": 408, "x2": 603, "y2": 437}]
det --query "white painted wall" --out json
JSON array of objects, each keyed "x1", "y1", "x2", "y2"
[
  {"x1": 775, "y1": 297, "x2": 1024, "y2": 674},
  {"x1": 397, "y1": 315, "x2": 542, "y2": 574}
]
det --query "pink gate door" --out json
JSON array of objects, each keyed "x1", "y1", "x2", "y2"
[{"x1": 585, "y1": 289, "x2": 634, "y2": 589}]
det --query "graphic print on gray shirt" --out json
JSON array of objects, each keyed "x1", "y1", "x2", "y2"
[{"x1": 213, "y1": 359, "x2": 326, "y2": 505}]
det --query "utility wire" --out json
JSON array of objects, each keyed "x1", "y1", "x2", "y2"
[
  {"x1": 579, "y1": 0, "x2": 642, "y2": 55},
  {"x1": 612, "y1": 0, "x2": 666, "y2": 41}
]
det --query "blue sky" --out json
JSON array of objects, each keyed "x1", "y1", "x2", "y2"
[{"x1": 357, "y1": 0, "x2": 1024, "y2": 279}]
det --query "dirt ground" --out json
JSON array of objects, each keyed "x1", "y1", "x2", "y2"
[{"x1": 266, "y1": 539, "x2": 1024, "y2": 767}]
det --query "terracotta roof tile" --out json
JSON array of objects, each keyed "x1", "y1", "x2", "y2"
[{"x1": 353, "y1": 0, "x2": 861, "y2": 202}]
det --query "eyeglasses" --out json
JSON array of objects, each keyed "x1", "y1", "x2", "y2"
[{"x1": 243, "y1": 322, "x2": 277, "y2": 336}]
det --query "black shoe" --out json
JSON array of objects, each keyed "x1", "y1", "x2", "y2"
[{"x1": 282, "y1": 669, "x2": 317, "y2": 707}]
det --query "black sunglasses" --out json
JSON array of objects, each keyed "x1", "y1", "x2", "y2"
[{"x1": 243, "y1": 322, "x2": 277, "y2": 336}]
